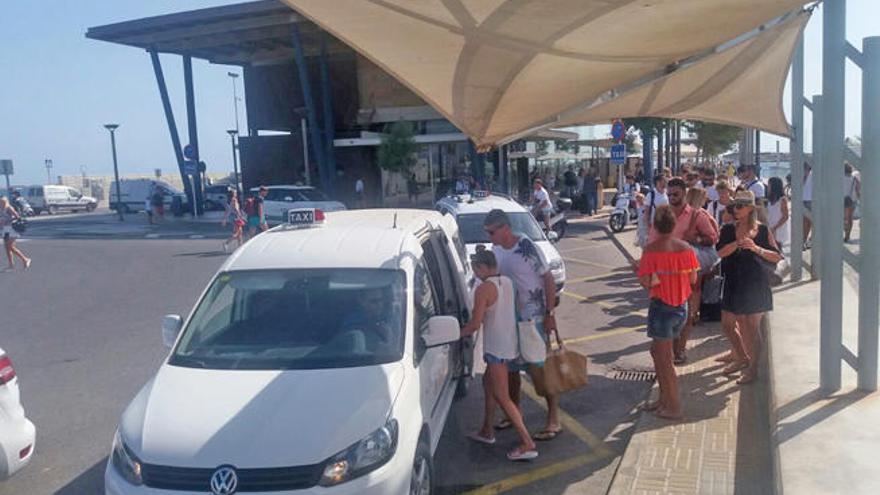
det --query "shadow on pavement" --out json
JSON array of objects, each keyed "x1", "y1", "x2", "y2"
[
  {"x1": 54, "y1": 456, "x2": 106, "y2": 495},
  {"x1": 173, "y1": 250, "x2": 229, "y2": 258}
]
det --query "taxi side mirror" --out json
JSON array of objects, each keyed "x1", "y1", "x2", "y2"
[
  {"x1": 162, "y1": 314, "x2": 183, "y2": 349},
  {"x1": 422, "y1": 316, "x2": 460, "y2": 348}
]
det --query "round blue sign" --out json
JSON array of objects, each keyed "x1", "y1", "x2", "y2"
[
  {"x1": 183, "y1": 144, "x2": 196, "y2": 161},
  {"x1": 611, "y1": 120, "x2": 625, "y2": 142}
]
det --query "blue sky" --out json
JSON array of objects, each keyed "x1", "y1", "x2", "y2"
[{"x1": 0, "y1": 1, "x2": 876, "y2": 185}]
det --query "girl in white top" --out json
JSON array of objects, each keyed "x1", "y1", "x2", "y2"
[
  {"x1": 766, "y1": 177, "x2": 790, "y2": 249},
  {"x1": 460, "y1": 249, "x2": 537, "y2": 461}
]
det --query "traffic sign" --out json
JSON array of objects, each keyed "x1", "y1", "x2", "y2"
[
  {"x1": 183, "y1": 161, "x2": 197, "y2": 175},
  {"x1": 611, "y1": 144, "x2": 626, "y2": 165},
  {"x1": 0, "y1": 159, "x2": 12, "y2": 175},
  {"x1": 611, "y1": 120, "x2": 626, "y2": 142},
  {"x1": 183, "y1": 144, "x2": 196, "y2": 161}
]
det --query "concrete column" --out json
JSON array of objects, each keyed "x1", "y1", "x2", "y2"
[
  {"x1": 811, "y1": 95, "x2": 824, "y2": 279},
  {"x1": 819, "y1": 0, "x2": 846, "y2": 392},
  {"x1": 790, "y1": 35, "x2": 805, "y2": 281},
  {"x1": 857, "y1": 37, "x2": 880, "y2": 391}
]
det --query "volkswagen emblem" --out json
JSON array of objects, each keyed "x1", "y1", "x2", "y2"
[{"x1": 210, "y1": 465, "x2": 238, "y2": 495}]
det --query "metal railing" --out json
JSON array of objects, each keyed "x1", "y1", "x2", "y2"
[{"x1": 789, "y1": 0, "x2": 880, "y2": 391}]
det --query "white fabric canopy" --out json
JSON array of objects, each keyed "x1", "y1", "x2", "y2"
[{"x1": 281, "y1": 0, "x2": 811, "y2": 148}]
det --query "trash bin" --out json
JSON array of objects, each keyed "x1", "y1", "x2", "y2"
[{"x1": 171, "y1": 195, "x2": 184, "y2": 217}]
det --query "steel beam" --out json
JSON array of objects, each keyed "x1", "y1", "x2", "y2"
[
  {"x1": 790, "y1": 34, "x2": 805, "y2": 281},
  {"x1": 319, "y1": 34, "x2": 337, "y2": 196},
  {"x1": 148, "y1": 49, "x2": 192, "y2": 208},
  {"x1": 811, "y1": 95, "x2": 823, "y2": 280},
  {"x1": 291, "y1": 23, "x2": 327, "y2": 192},
  {"x1": 820, "y1": 0, "x2": 846, "y2": 392},
  {"x1": 183, "y1": 55, "x2": 204, "y2": 216},
  {"x1": 858, "y1": 37, "x2": 880, "y2": 391}
]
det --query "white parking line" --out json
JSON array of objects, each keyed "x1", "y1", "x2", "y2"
[{"x1": 145, "y1": 234, "x2": 160, "y2": 239}]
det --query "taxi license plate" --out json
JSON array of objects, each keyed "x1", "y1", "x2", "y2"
[{"x1": 287, "y1": 209, "x2": 315, "y2": 225}]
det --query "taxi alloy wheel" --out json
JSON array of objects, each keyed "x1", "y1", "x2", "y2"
[{"x1": 410, "y1": 443, "x2": 432, "y2": 495}]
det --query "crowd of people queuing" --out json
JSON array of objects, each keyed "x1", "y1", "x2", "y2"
[{"x1": 632, "y1": 158, "x2": 861, "y2": 419}]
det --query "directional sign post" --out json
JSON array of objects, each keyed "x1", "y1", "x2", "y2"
[
  {"x1": 611, "y1": 144, "x2": 626, "y2": 165},
  {"x1": 0, "y1": 159, "x2": 13, "y2": 194}
]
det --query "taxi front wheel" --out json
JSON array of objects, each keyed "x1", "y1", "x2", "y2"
[{"x1": 410, "y1": 442, "x2": 433, "y2": 495}]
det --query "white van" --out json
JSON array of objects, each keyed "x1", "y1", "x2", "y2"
[
  {"x1": 109, "y1": 179, "x2": 186, "y2": 213},
  {"x1": 23, "y1": 185, "x2": 97, "y2": 215}
]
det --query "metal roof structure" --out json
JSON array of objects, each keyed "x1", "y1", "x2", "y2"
[{"x1": 86, "y1": 0, "x2": 350, "y2": 66}]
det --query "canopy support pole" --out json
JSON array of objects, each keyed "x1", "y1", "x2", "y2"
[
  {"x1": 291, "y1": 23, "x2": 327, "y2": 192},
  {"x1": 183, "y1": 55, "x2": 204, "y2": 216},
  {"x1": 319, "y1": 34, "x2": 337, "y2": 196},
  {"x1": 819, "y1": 0, "x2": 845, "y2": 392},
  {"x1": 790, "y1": 33, "x2": 805, "y2": 282},
  {"x1": 148, "y1": 49, "x2": 192, "y2": 211}
]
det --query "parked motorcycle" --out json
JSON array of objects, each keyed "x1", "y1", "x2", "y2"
[
  {"x1": 530, "y1": 197, "x2": 570, "y2": 239},
  {"x1": 609, "y1": 192, "x2": 638, "y2": 233}
]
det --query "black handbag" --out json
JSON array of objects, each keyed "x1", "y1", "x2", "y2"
[{"x1": 11, "y1": 218, "x2": 27, "y2": 234}]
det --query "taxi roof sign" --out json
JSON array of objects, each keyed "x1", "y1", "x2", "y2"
[
  {"x1": 286, "y1": 208, "x2": 324, "y2": 228},
  {"x1": 471, "y1": 190, "x2": 490, "y2": 199}
]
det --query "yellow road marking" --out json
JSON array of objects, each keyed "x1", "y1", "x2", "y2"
[
  {"x1": 562, "y1": 256, "x2": 618, "y2": 270},
  {"x1": 561, "y1": 325, "x2": 644, "y2": 345},
  {"x1": 459, "y1": 452, "x2": 604, "y2": 495},
  {"x1": 519, "y1": 381, "x2": 614, "y2": 457},
  {"x1": 561, "y1": 290, "x2": 648, "y2": 317}
]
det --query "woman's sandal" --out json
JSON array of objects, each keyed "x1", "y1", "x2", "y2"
[
  {"x1": 494, "y1": 419, "x2": 513, "y2": 430},
  {"x1": 653, "y1": 408, "x2": 683, "y2": 420},
  {"x1": 532, "y1": 428, "x2": 563, "y2": 441},
  {"x1": 714, "y1": 353, "x2": 736, "y2": 363},
  {"x1": 722, "y1": 360, "x2": 749, "y2": 375},
  {"x1": 673, "y1": 353, "x2": 688, "y2": 366},
  {"x1": 507, "y1": 447, "x2": 539, "y2": 461},
  {"x1": 467, "y1": 432, "x2": 496, "y2": 445}
]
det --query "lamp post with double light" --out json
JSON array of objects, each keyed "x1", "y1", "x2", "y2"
[{"x1": 104, "y1": 124, "x2": 124, "y2": 221}]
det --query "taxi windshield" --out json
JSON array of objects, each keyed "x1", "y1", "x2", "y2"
[
  {"x1": 170, "y1": 269, "x2": 406, "y2": 370},
  {"x1": 456, "y1": 212, "x2": 545, "y2": 244}
]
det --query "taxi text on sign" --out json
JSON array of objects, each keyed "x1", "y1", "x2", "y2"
[{"x1": 611, "y1": 144, "x2": 626, "y2": 165}]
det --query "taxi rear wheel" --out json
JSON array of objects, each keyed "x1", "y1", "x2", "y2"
[{"x1": 410, "y1": 442, "x2": 433, "y2": 495}]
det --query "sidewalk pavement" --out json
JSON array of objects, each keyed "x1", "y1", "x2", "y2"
[
  {"x1": 768, "y1": 273, "x2": 880, "y2": 494},
  {"x1": 603, "y1": 226, "x2": 773, "y2": 495}
]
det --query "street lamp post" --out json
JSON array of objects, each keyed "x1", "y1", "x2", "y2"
[
  {"x1": 227, "y1": 129, "x2": 241, "y2": 196},
  {"x1": 228, "y1": 72, "x2": 241, "y2": 136},
  {"x1": 104, "y1": 124, "x2": 124, "y2": 221},
  {"x1": 44, "y1": 159, "x2": 53, "y2": 184}
]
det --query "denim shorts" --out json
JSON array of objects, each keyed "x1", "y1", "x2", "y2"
[
  {"x1": 484, "y1": 353, "x2": 509, "y2": 365},
  {"x1": 647, "y1": 299, "x2": 688, "y2": 341}
]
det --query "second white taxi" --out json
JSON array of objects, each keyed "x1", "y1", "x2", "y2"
[{"x1": 105, "y1": 208, "x2": 473, "y2": 495}]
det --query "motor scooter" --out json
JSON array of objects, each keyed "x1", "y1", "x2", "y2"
[
  {"x1": 608, "y1": 192, "x2": 638, "y2": 233},
  {"x1": 530, "y1": 197, "x2": 570, "y2": 239}
]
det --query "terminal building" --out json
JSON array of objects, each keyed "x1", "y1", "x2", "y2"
[{"x1": 87, "y1": 0, "x2": 579, "y2": 207}]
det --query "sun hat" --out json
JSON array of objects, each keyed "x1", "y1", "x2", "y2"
[{"x1": 733, "y1": 190, "x2": 756, "y2": 206}]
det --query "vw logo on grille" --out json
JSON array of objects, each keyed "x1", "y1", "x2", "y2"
[{"x1": 210, "y1": 465, "x2": 238, "y2": 495}]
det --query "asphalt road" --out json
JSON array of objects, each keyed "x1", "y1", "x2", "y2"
[{"x1": 0, "y1": 216, "x2": 654, "y2": 495}]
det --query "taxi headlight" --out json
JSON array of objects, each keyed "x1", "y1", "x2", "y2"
[
  {"x1": 111, "y1": 431, "x2": 143, "y2": 486},
  {"x1": 549, "y1": 259, "x2": 564, "y2": 273},
  {"x1": 319, "y1": 418, "x2": 398, "y2": 486}
]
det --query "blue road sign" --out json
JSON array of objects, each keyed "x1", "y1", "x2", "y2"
[
  {"x1": 611, "y1": 120, "x2": 626, "y2": 142},
  {"x1": 611, "y1": 144, "x2": 626, "y2": 165}
]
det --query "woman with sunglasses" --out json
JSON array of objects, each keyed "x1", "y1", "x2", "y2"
[
  {"x1": 716, "y1": 191, "x2": 783, "y2": 384},
  {"x1": 460, "y1": 249, "x2": 538, "y2": 461}
]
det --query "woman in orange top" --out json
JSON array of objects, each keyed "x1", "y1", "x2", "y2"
[{"x1": 637, "y1": 206, "x2": 700, "y2": 420}]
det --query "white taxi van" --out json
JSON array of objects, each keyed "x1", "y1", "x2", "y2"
[
  {"x1": 436, "y1": 192, "x2": 566, "y2": 294},
  {"x1": 105, "y1": 209, "x2": 473, "y2": 495}
]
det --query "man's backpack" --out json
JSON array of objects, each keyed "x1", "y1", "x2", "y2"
[{"x1": 243, "y1": 197, "x2": 257, "y2": 216}]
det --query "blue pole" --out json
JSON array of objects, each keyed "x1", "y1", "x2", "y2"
[
  {"x1": 291, "y1": 23, "x2": 327, "y2": 192},
  {"x1": 183, "y1": 55, "x2": 204, "y2": 216},
  {"x1": 149, "y1": 49, "x2": 192, "y2": 210},
  {"x1": 319, "y1": 34, "x2": 337, "y2": 196}
]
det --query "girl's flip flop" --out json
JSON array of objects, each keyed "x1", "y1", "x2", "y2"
[
  {"x1": 507, "y1": 448, "x2": 538, "y2": 461},
  {"x1": 532, "y1": 429, "x2": 562, "y2": 441},
  {"x1": 494, "y1": 419, "x2": 513, "y2": 430},
  {"x1": 467, "y1": 432, "x2": 496, "y2": 445}
]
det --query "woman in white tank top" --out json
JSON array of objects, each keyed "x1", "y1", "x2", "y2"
[{"x1": 460, "y1": 250, "x2": 538, "y2": 461}]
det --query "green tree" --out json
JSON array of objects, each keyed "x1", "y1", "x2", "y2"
[
  {"x1": 377, "y1": 121, "x2": 418, "y2": 173},
  {"x1": 683, "y1": 121, "x2": 741, "y2": 160}
]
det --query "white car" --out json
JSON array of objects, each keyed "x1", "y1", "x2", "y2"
[
  {"x1": 0, "y1": 348, "x2": 36, "y2": 481},
  {"x1": 106, "y1": 208, "x2": 473, "y2": 495},
  {"x1": 249, "y1": 185, "x2": 346, "y2": 224},
  {"x1": 435, "y1": 193, "x2": 567, "y2": 294}
]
